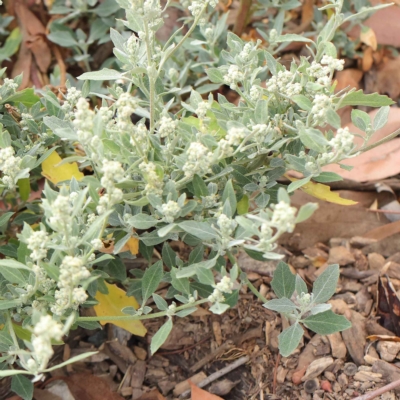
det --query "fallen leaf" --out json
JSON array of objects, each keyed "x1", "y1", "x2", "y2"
[
  {"x1": 94, "y1": 282, "x2": 147, "y2": 337},
  {"x1": 287, "y1": 178, "x2": 358, "y2": 205},
  {"x1": 364, "y1": 221, "x2": 400, "y2": 241},
  {"x1": 360, "y1": 26, "x2": 377, "y2": 50},
  {"x1": 99, "y1": 236, "x2": 139, "y2": 255},
  {"x1": 127, "y1": 237, "x2": 139, "y2": 255},
  {"x1": 52, "y1": 374, "x2": 124, "y2": 400},
  {"x1": 334, "y1": 69, "x2": 363, "y2": 92},
  {"x1": 41, "y1": 151, "x2": 84, "y2": 184},
  {"x1": 189, "y1": 381, "x2": 224, "y2": 400},
  {"x1": 362, "y1": 46, "x2": 374, "y2": 72},
  {"x1": 136, "y1": 389, "x2": 166, "y2": 400}
]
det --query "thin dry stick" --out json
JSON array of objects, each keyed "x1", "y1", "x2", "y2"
[
  {"x1": 272, "y1": 352, "x2": 281, "y2": 394},
  {"x1": 189, "y1": 340, "x2": 233, "y2": 372},
  {"x1": 366, "y1": 209, "x2": 400, "y2": 215},
  {"x1": 180, "y1": 355, "x2": 250, "y2": 398},
  {"x1": 353, "y1": 377, "x2": 400, "y2": 400}
]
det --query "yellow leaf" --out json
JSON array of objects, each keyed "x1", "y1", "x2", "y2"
[
  {"x1": 94, "y1": 282, "x2": 147, "y2": 337},
  {"x1": 127, "y1": 237, "x2": 139, "y2": 255},
  {"x1": 298, "y1": 180, "x2": 357, "y2": 205},
  {"x1": 41, "y1": 151, "x2": 84, "y2": 184}
]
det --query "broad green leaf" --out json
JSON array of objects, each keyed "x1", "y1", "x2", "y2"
[
  {"x1": 170, "y1": 267, "x2": 190, "y2": 295},
  {"x1": 151, "y1": 318, "x2": 173, "y2": 354},
  {"x1": 263, "y1": 298, "x2": 297, "y2": 313},
  {"x1": 0, "y1": 212, "x2": 14, "y2": 227},
  {"x1": 0, "y1": 27, "x2": 22, "y2": 63},
  {"x1": 142, "y1": 260, "x2": 164, "y2": 304},
  {"x1": 11, "y1": 374, "x2": 33, "y2": 400},
  {"x1": 153, "y1": 293, "x2": 168, "y2": 311},
  {"x1": 222, "y1": 180, "x2": 237, "y2": 218},
  {"x1": 0, "y1": 300, "x2": 22, "y2": 310},
  {"x1": 278, "y1": 323, "x2": 304, "y2": 357},
  {"x1": 303, "y1": 310, "x2": 351, "y2": 334},
  {"x1": 162, "y1": 243, "x2": 176, "y2": 269},
  {"x1": 295, "y1": 203, "x2": 318, "y2": 223},
  {"x1": 192, "y1": 174, "x2": 208, "y2": 197},
  {"x1": 339, "y1": 90, "x2": 394, "y2": 108},
  {"x1": 94, "y1": 282, "x2": 147, "y2": 336},
  {"x1": 196, "y1": 266, "x2": 215, "y2": 285},
  {"x1": 271, "y1": 262, "x2": 296, "y2": 299},
  {"x1": 17, "y1": 179, "x2": 30, "y2": 202},
  {"x1": 179, "y1": 221, "x2": 219, "y2": 240},
  {"x1": 4, "y1": 89, "x2": 40, "y2": 107},
  {"x1": 205, "y1": 68, "x2": 224, "y2": 83},
  {"x1": 78, "y1": 68, "x2": 124, "y2": 81},
  {"x1": 313, "y1": 172, "x2": 343, "y2": 183},
  {"x1": 237, "y1": 195, "x2": 249, "y2": 215},
  {"x1": 351, "y1": 109, "x2": 370, "y2": 132},
  {"x1": 373, "y1": 106, "x2": 390, "y2": 131},
  {"x1": 292, "y1": 94, "x2": 312, "y2": 111},
  {"x1": 325, "y1": 108, "x2": 341, "y2": 129},
  {"x1": 277, "y1": 34, "x2": 313, "y2": 43},
  {"x1": 310, "y1": 303, "x2": 332, "y2": 315},
  {"x1": 188, "y1": 244, "x2": 204, "y2": 264},
  {"x1": 210, "y1": 302, "x2": 230, "y2": 314},
  {"x1": 128, "y1": 214, "x2": 159, "y2": 229},
  {"x1": 295, "y1": 274, "x2": 308, "y2": 296},
  {"x1": 312, "y1": 264, "x2": 339, "y2": 304},
  {"x1": 287, "y1": 176, "x2": 311, "y2": 193},
  {"x1": 299, "y1": 128, "x2": 329, "y2": 152}
]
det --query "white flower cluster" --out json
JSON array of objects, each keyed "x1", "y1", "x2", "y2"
[
  {"x1": 188, "y1": 0, "x2": 218, "y2": 18},
  {"x1": 215, "y1": 139, "x2": 233, "y2": 159},
  {"x1": 329, "y1": 127, "x2": 354, "y2": 155},
  {"x1": 270, "y1": 201, "x2": 297, "y2": 233},
  {"x1": 257, "y1": 223, "x2": 274, "y2": 253},
  {"x1": 202, "y1": 193, "x2": 219, "y2": 208},
  {"x1": 20, "y1": 113, "x2": 34, "y2": 130},
  {"x1": 52, "y1": 256, "x2": 89, "y2": 315},
  {"x1": 266, "y1": 70, "x2": 302, "y2": 97},
  {"x1": 97, "y1": 160, "x2": 125, "y2": 214},
  {"x1": 218, "y1": 214, "x2": 237, "y2": 248},
  {"x1": 143, "y1": 0, "x2": 163, "y2": 29},
  {"x1": 0, "y1": 146, "x2": 22, "y2": 189},
  {"x1": 3, "y1": 78, "x2": 18, "y2": 92},
  {"x1": 297, "y1": 292, "x2": 313, "y2": 307},
  {"x1": 321, "y1": 55, "x2": 345, "y2": 71},
  {"x1": 61, "y1": 87, "x2": 82, "y2": 118},
  {"x1": 251, "y1": 124, "x2": 273, "y2": 144},
  {"x1": 115, "y1": 93, "x2": 137, "y2": 132},
  {"x1": 158, "y1": 116, "x2": 177, "y2": 138},
  {"x1": 250, "y1": 85, "x2": 262, "y2": 101},
  {"x1": 182, "y1": 142, "x2": 213, "y2": 178},
  {"x1": 29, "y1": 315, "x2": 63, "y2": 371},
  {"x1": 195, "y1": 101, "x2": 211, "y2": 120},
  {"x1": 159, "y1": 200, "x2": 181, "y2": 223},
  {"x1": 125, "y1": 35, "x2": 139, "y2": 62},
  {"x1": 307, "y1": 56, "x2": 344, "y2": 87},
  {"x1": 140, "y1": 161, "x2": 164, "y2": 195},
  {"x1": 91, "y1": 238, "x2": 103, "y2": 250},
  {"x1": 311, "y1": 94, "x2": 332, "y2": 125},
  {"x1": 130, "y1": 123, "x2": 148, "y2": 147},
  {"x1": 224, "y1": 65, "x2": 244, "y2": 90},
  {"x1": 73, "y1": 98, "x2": 94, "y2": 146},
  {"x1": 27, "y1": 231, "x2": 49, "y2": 262},
  {"x1": 226, "y1": 126, "x2": 247, "y2": 146},
  {"x1": 208, "y1": 276, "x2": 233, "y2": 303},
  {"x1": 238, "y1": 43, "x2": 253, "y2": 63},
  {"x1": 48, "y1": 194, "x2": 73, "y2": 233}
]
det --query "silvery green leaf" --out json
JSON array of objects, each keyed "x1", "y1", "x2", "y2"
[
  {"x1": 0, "y1": 212, "x2": 14, "y2": 227},
  {"x1": 151, "y1": 318, "x2": 173, "y2": 354},
  {"x1": 77, "y1": 321, "x2": 101, "y2": 330},
  {"x1": 295, "y1": 274, "x2": 308, "y2": 296},
  {"x1": 176, "y1": 307, "x2": 197, "y2": 318},
  {"x1": 153, "y1": 293, "x2": 168, "y2": 311},
  {"x1": 176, "y1": 257, "x2": 217, "y2": 279},
  {"x1": 339, "y1": 90, "x2": 394, "y2": 108},
  {"x1": 180, "y1": 200, "x2": 198, "y2": 217},
  {"x1": 128, "y1": 214, "x2": 159, "y2": 229},
  {"x1": 310, "y1": 303, "x2": 332, "y2": 315},
  {"x1": 295, "y1": 203, "x2": 318, "y2": 223},
  {"x1": 254, "y1": 99, "x2": 269, "y2": 124},
  {"x1": 325, "y1": 108, "x2": 341, "y2": 129},
  {"x1": 157, "y1": 223, "x2": 177, "y2": 237},
  {"x1": 351, "y1": 109, "x2": 370, "y2": 132},
  {"x1": 174, "y1": 294, "x2": 188, "y2": 304},
  {"x1": 313, "y1": 172, "x2": 343, "y2": 183},
  {"x1": 277, "y1": 187, "x2": 291, "y2": 204},
  {"x1": 235, "y1": 216, "x2": 260, "y2": 236},
  {"x1": 109, "y1": 28, "x2": 125, "y2": 52},
  {"x1": 205, "y1": 68, "x2": 224, "y2": 83},
  {"x1": 303, "y1": 310, "x2": 351, "y2": 334},
  {"x1": 271, "y1": 261, "x2": 296, "y2": 299},
  {"x1": 261, "y1": 251, "x2": 285, "y2": 260},
  {"x1": 142, "y1": 260, "x2": 164, "y2": 304},
  {"x1": 121, "y1": 306, "x2": 137, "y2": 315},
  {"x1": 278, "y1": 323, "x2": 304, "y2": 357},
  {"x1": 299, "y1": 128, "x2": 329, "y2": 152},
  {"x1": 277, "y1": 34, "x2": 313, "y2": 43},
  {"x1": 287, "y1": 176, "x2": 311, "y2": 193},
  {"x1": 78, "y1": 68, "x2": 124, "y2": 81},
  {"x1": 188, "y1": 244, "x2": 204, "y2": 264},
  {"x1": 192, "y1": 174, "x2": 208, "y2": 197},
  {"x1": 312, "y1": 264, "x2": 339, "y2": 304},
  {"x1": 43, "y1": 352, "x2": 98, "y2": 372},
  {"x1": 179, "y1": 221, "x2": 219, "y2": 241},
  {"x1": 210, "y1": 302, "x2": 230, "y2": 315},
  {"x1": 162, "y1": 243, "x2": 176, "y2": 269},
  {"x1": 373, "y1": 106, "x2": 390, "y2": 131},
  {"x1": 171, "y1": 268, "x2": 190, "y2": 295},
  {"x1": 263, "y1": 298, "x2": 298, "y2": 314},
  {"x1": 196, "y1": 266, "x2": 215, "y2": 285},
  {"x1": 222, "y1": 180, "x2": 237, "y2": 218},
  {"x1": 230, "y1": 263, "x2": 239, "y2": 281},
  {"x1": 141, "y1": 230, "x2": 173, "y2": 246},
  {"x1": 81, "y1": 210, "x2": 112, "y2": 243},
  {"x1": 112, "y1": 233, "x2": 130, "y2": 255},
  {"x1": 142, "y1": 306, "x2": 152, "y2": 314},
  {"x1": 292, "y1": 94, "x2": 312, "y2": 111}
]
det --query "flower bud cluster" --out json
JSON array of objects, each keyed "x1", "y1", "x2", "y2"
[
  {"x1": 48, "y1": 194, "x2": 73, "y2": 233},
  {"x1": 73, "y1": 98, "x2": 95, "y2": 146},
  {"x1": 226, "y1": 126, "x2": 247, "y2": 146},
  {"x1": 297, "y1": 292, "x2": 313, "y2": 307},
  {"x1": 265, "y1": 70, "x2": 302, "y2": 97},
  {"x1": 0, "y1": 146, "x2": 22, "y2": 189},
  {"x1": 140, "y1": 161, "x2": 164, "y2": 195},
  {"x1": 182, "y1": 142, "x2": 213, "y2": 178},
  {"x1": 329, "y1": 127, "x2": 354, "y2": 155},
  {"x1": 115, "y1": 93, "x2": 137, "y2": 132},
  {"x1": 223, "y1": 65, "x2": 244, "y2": 90},
  {"x1": 195, "y1": 101, "x2": 211, "y2": 120},
  {"x1": 159, "y1": 200, "x2": 181, "y2": 223},
  {"x1": 51, "y1": 256, "x2": 90, "y2": 315},
  {"x1": 311, "y1": 94, "x2": 332, "y2": 125},
  {"x1": 61, "y1": 87, "x2": 82, "y2": 118},
  {"x1": 270, "y1": 201, "x2": 297, "y2": 233},
  {"x1": 27, "y1": 230, "x2": 49, "y2": 262},
  {"x1": 29, "y1": 315, "x2": 63, "y2": 371},
  {"x1": 158, "y1": 116, "x2": 177, "y2": 138},
  {"x1": 208, "y1": 276, "x2": 233, "y2": 303}
]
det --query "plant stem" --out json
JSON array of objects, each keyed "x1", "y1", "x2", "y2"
[
  {"x1": 246, "y1": 278, "x2": 268, "y2": 303},
  {"x1": 354, "y1": 127, "x2": 400, "y2": 154},
  {"x1": 143, "y1": 24, "x2": 155, "y2": 134}
]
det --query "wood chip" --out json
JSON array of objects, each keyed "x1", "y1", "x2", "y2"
[{"x1": 173, "y1": 372, "x2": 207, "y2": 397}]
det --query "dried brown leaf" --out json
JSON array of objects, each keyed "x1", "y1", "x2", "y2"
[{"x1": 189, "y1": 381, "x2": 224, "y2": 400}]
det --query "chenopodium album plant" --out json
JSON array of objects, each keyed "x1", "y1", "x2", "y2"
[{"x1": 0, "y1": 0, "x2": 396, "y2": 392}]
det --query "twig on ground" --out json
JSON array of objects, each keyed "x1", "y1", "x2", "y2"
[
  {"x1": 189, "y1": 340, "x2": 233, "y2": 372},
  {"x1": 272, "y1": 352, "x2": 281, "y2": 394},
  {"x1": 353, "y1": 377, "x2": 400, "y2": 400},
  {"x1": 180, "y1": 355, "x2": 250, "y2": 398}
]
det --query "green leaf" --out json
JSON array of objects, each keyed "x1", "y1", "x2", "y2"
[
  {"x1": 263, "y1": 298, "x2": 298, "y2": 313},
  {"x1": 0, "y1": 27, "x2": 22, "y2": 63},
  {"x1": 192, "y1": 174, "x2": 208, "y2": 197},
  {"x1": 292, "y1": 94, "x2": 312, "y2": 111},
  {"x1": 78, "y1": 68, "x2": 124, "y2": 81},
  {"x1": 0, "y1": 300, "x2": 22, "y2": 310},
  {"x1": 278, "y1": 323, "x2": 304, "y2": 357},
  {"x1": 303, "y1": 310, "x2": 351, "y2": 334},
  {"x1": 313, "y1": 172, "x2": 343, "y2": 183},
  {"x1": 351, "y1": 109, "x2": 370, "y2": 132},
  {"x1": 325, "y1": 108, "x2": 341, "y2": 129},
  {"x1": 179, "y1": 221, "x2": 219, "y2": 241},
  {"x1": 0, "y1": 212, "x2": 14, "y2": 227},
  {"x1": 312, "y1": 264, "x2": 339, "y2": 304},
  {"x1": 277, "y1": 34, "x2": 313, "y2": 43},
  {"x1": 373, "y1": 106, "x2": 390, "y2": 131},
  {"x1": 196, "y1": 266, "x2": 215, "y2": 285},
  {"x1": 295, "y1": 203, "x2": 318, "y2": 223},
  {"x1": 4, "y1": 89, "x2": 40, "y2": 107},
  {"x1": 237, "y1": 195, "x2": 249, "y2": 215},
  {"x1": 310, "y1": 303, "x2": 332, "y2": 315},
  {"x1": 188, "y1": 244, "x2": 204, "y2": 264},
  {"x1": 210, "y1": 302, "x2": 230, "y2": 314},
  {"x1": 128, "y1": 214, "x2": 159, "y2": 229},
  {"x1": 141, "y1": 260, "x2": 164, "y2": 304},
  {"x1": 339, "y1": 90, "x2": 395, "y2": 108},
  {"x1": 11, "y1": 375, "x2": 33, "y2": 400},
  {"x1": 162, "y1": 243, "x2": 176, "y2": 269},
  {"x1": 153, "y1": 293, "x2": 168, "y2": 311},
  {"x1": 287, "y1": 176, "x2": 311, "y2": 193},
  {"x1": 151, "y1": 318, "x2": 173, "y2": 354},
  {"x1": 171, "y1": 267, "x2": 190, "y2": 295},
  {"x1": 17, "y1": 179, "x2": 30, "y2": 202},
  {"x1": 222, "y1": 180, "x2": 237, "y2": 218},
  {"x1": 205, "y1": 68, "x2": 224, "y2": 84},
  {"x1": 299, "y1": 128, "x2": 329, "y2": 152},
  {"x1": 271, "y1": 262, "x2": 296, "y2": 299},
  {"x1": 295, "y1": 274, "x2": 308, "y2": 296}
]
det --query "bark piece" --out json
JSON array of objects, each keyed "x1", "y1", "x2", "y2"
[
  {"x1": 341, "y1": 310, "x2": 367, "y2": 365},
  {"x1": 376, "y1": 340, "x2": 400, "y2": 362},
  {"x1": 302, "y1": 357, "x2": 334, "y2": 381},
  {"x1": 353, "y1": 370, "x2": 382, "y2": 383},
  {"x1": 327, "y1": 332, "x2": 347, "y2": 359},
  {"x1": 131, "y1": 360, "x2": 147, "y2": 400},
  {"x1": 173, "y1": 372, "x2": 207, "y2": 397},
  {"x1": 368, "y1": 252, "x2": 386, "y2": 271},
  {"x1": 328, "y1": 246, "x2": 355, "y2": 266}
]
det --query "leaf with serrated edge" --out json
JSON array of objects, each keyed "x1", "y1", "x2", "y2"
[
  {"x1": 271, "y1": 262, "x2": 295, "y2": 299},
  {"x1": 312, "y1": 264, "x2": 339, "y2": 304},
  {"x1": 303, "y1": 310, "x2": 351, "y2": 334},
  {"x1": 278, "y1": 323, "x2": 304, "y2": 357},
  {"x1": 151, "y1": 318, "x2": 173, "y2": 354}
]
